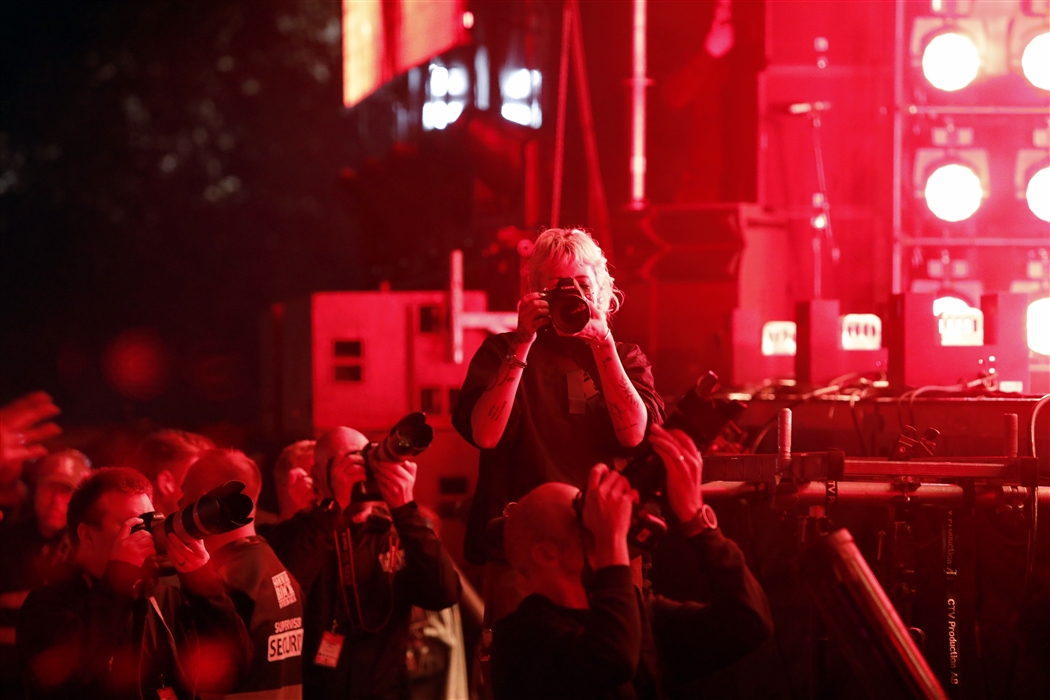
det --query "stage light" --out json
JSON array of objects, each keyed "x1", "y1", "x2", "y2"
[
  {"x1": 429, "y1": 65, "x2": 449, "y2": 98},
  {"x1": 1021, "y1": 32, "x2": 1050, "y2": 90},
  {"x1": 499, "y1": 68, "x2": 542, "y2": 128},
  {"x1": 932, "y1": 295, "x2": 973, "y2": 317},
  {"x1": 1026, "y1": 166, "x2": 1050, "y2": 222},
  {"x1": 447, "y1": 66, "x2": 469, "y2": 97},
  {"x1": 423, "y1": 60, "x2": 469, "y2": 132},
  {"x1": 502, "y1": 69, "x2": 532, "y2": 101},
  {"x1": 1028, "y1": 297, "x2": 1050, "y2": 356},
  {"x1": 500, "y1": 103, "x2": 533, "y2": 127},
  {"x1": 922, "y1": 32, "x2": 980, "y2": 91},
  {"x1": 924, "y1": 163, "x2": 983, "y2": 221}
]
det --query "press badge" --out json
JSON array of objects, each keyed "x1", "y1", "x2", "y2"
[{"x1": 314, "y1": 631, "x2": 345, "y2": 668}]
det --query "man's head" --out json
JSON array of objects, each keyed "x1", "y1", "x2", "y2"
[
  {"x1": 504, "y1": 482, "x2": 587, "y2": 596},
  {"x1": 273, "y1": 440, "x2": 317, "y2": 517},
  {"x1": 313, "y1": 427, "x2": 369, "y2": 505},
  {"x1": 67, "y1": 467, "x2": 154, "y2": 578},
  {"x1": 30, "y1": 449, "x2": 92, "y2": 538},
  {"x1": 179, "y1": 449, "x2": 261, "y2": 546},
  {"x1": 131, "y1": 430, "x2": 214, "y2": 515}
]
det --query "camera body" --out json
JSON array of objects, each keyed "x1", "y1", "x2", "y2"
[
  {"x1": 351, "y1": 412, "x2": 434, "y2": 502},
  {"x1": 618, "y1": 372, "x2": 747, "y2": 550},
  {"x1": 540, "y1": 277, "x2": 592, "y2": 335}
]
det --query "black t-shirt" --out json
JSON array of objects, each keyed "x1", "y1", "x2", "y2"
[
  {"x1": 209, "y1": 536, "x2": 305, "y2": 697},
  {"x1": 453, "y1": 331, "x2": 665, "y2": 564}
]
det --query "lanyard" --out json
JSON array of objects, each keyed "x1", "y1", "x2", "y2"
[{"x1": 333, "y1": 525, "x2": 397, "y2": 634}]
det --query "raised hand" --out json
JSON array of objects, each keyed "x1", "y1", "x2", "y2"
[
  {"x1": 582, "y1": 463, "x2": 637, "y2": 569},
  {"x1": 110, "y1": 517, "x2": 157, "y2": 569},
  {"x1": 649, "y1": 424, "x2": 704, "y2": 523},
  {"x1": 372, "y1": 459, "x2": 417, "y2": 510}
]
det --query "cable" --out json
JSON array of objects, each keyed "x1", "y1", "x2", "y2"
[{"x1": 1028, "y1": 393, "x2": 1050, "y2": 459}]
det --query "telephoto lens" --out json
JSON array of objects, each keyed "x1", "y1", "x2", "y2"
[
  {"x1": 137, "y1": 480, "x2": 254, "y2": 554},
  {"x1": 370, "y1": 412, "x2": 434, "y2": 464}
]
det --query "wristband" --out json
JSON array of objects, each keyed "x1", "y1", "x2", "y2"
[
  {"x1": 588, "y1": 328, "x2": 612, "y2": 348},
  {"x1": 504, "y1": 353, "x2": 527, "y2": 370}
]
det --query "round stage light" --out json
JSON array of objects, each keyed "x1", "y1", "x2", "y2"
[
  {"x1": 1028, "y1": 297, "x2": 1050, "y2": 356},
  {"x1": 922, "y1": 32, "x2": 980, "y2": 91},
  {"x1": 1026, "y1": 166, "x2": 1050, "y2": 222},
  {"x1": 924, "y1": 163, "x2": 983, "y2": 222},
  {"x1": 1021, "y1": 32, "x2": 1050, "y2": 90}
]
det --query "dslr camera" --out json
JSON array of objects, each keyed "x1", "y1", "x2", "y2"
[
  {"x1": 618, "y1": 371, "x2": 746, "y2": 551},
  {"x1": 350, "y1": 412, "x2": 434, "y2": 502},
  {"x1": 134, "y1": 480, "x2": 254, "y2": 573},
  {"x1": 540, "y1": 277, "x2": 592, "y2": 335}
]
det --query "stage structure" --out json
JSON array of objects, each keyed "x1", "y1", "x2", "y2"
[{"x1": 892, "y1": 0, "x2": 1049, "y2": 390}]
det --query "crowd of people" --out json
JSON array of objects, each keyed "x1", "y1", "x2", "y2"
[{"x1": 0, "y1": 228, "x2": 773, "y2": 699}]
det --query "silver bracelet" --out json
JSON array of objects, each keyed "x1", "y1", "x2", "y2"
[{"x1": 504, "y1": 353, "x2": 527, "y2": 369}]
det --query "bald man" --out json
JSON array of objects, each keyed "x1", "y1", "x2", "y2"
[
  {"x1": 491, "y1": 425, "x2": 773, "y2": 700},
  {"x1": 180, "y1": 450, "x2": 305, "y2": 699},
  {"x1": 264, "y1": 426, "x2": 461, "y2": 700}
]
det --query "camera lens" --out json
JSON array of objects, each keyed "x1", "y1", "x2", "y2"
[{"x1": 550, "y1": 295, "x2": 590, "y2": 334}]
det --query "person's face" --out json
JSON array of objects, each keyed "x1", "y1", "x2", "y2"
[
  {"x1": 314, "y1": 427, "x2": 369, "y2": 505},
  {"x1": 34, "y1": 482, "x2": 74, "y2": 537},
  {"x1": 79, "y1": 491, "x2": 154, "y2": 562},
  {"x1": 539, "y1": 257, "x2": 600, "y2": 307}
]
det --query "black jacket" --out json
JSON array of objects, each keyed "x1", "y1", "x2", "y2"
[
  {"x1": 263, "y1": 501, "x2": 461, "y2": 700},
  {"x1": 490, "y1": 528, "x2": 774, "y2": 700},
  {"x1": 209, "y1": 536, "x2": 305, "y2": 698},
  {"x1": 17, "y1": 559, "x2": 251, "y2": 700}
]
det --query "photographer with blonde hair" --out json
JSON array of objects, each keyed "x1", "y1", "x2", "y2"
[{"x1": 453, "y1": 228, "x2": 664, "y2": 619}]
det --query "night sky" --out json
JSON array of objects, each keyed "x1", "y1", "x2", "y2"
[{"x1": 1, "y1": 0, "x2": 388, "y2": 428}]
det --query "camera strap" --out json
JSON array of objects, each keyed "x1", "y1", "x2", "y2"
[{"x1": 334, "y1": 524, "x2": 397, "y2": 634}]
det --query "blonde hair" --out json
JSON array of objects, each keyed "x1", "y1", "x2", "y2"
[{"x1": 527, "y1": 228, "x2": 622, "y2": 316}]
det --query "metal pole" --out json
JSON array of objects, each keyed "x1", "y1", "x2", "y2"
[
  {"x1": 628, "y1": 0, "x2": 648, "y2": 208},
  {"x1": 891, "y1": 0, "x2": 905, "y2": 295},
  {"x1": 449, "y1": 250, "x2": 465, "y2": 364}
]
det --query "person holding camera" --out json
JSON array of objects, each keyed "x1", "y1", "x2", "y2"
[
  {"x1": 490, "y1": 425, "x2": 772, "y2": 700},
  {"x1": 179, "y1": 449, "x2": 306, "y2": 699},
  {"x1": 16, "y1": 467, "x2": 250, "y2": 700},
  {"x1": 453, "y1": 228, "x2": 665, "y2": 592},
  {"x1": 263, "y1": 427, "x2": 461, "y2": 700}
]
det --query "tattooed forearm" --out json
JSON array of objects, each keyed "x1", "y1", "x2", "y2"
[{"x1": 487, "y1": 400, "x2": 508, "y2": 421}]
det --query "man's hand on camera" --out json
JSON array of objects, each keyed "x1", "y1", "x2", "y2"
[
  {"x1": 372, "y1": 459, "x2": 417, "y2": 510},
  {"x1": 110, "y1": 517, "x2": 156, "y2": 569},
  {"x1": 330, "y1": 451, "x2": 367, "y2": 508},
  {"x1": 583, "y1": 464, "x2": 636, "y2": 569},
  {"x1": 515, "y1": 292, "x2": 549, "y2": 343},
  {"x1": 650, "y1": 425, "x2": 704, "y2": 524},
  {"x1": 167, "y1": 533, "x2": 210, "y2": 574}
]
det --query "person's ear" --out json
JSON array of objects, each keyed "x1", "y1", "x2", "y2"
[
  {"x1": 77, "y1": 522, "x2": 93, "y2": 548},
  {"x1": 531, "y1": 541, "x2": 561, "y2": 569},
  {"x1": 157, "y1": 469, "x2": 177, "y2": 498}
]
